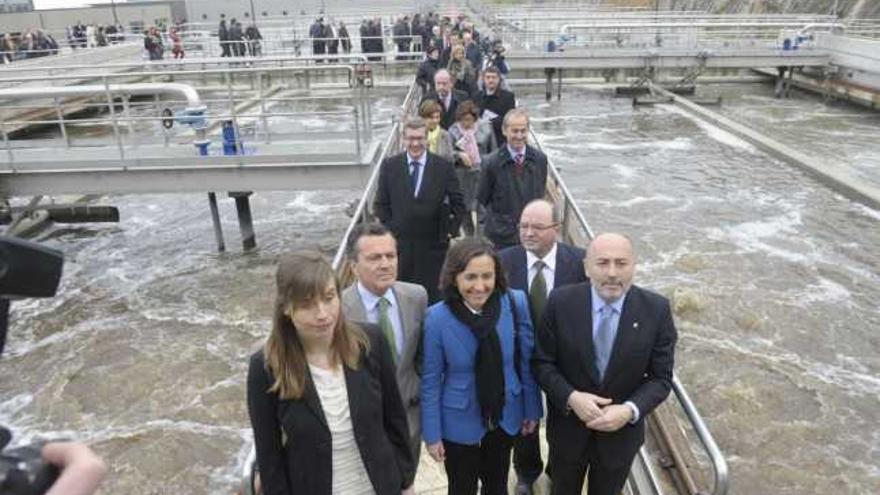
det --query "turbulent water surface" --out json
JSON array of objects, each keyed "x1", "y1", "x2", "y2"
[{"x1": 1, "y1": 81, "x2": 879, "y2": 495}]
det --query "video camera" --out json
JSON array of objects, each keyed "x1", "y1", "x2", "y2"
[{"x1": 0, "y1": 236, "x2": 64, "y2": 495}]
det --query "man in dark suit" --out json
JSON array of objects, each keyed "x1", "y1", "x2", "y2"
[
  {"x1": 533, "y1": 233, "x2": 677, "y2": 495},
  {"x1": 475, "y1": 66, "x2": 516, "y2": 146},
  {"x1": 421, "y1": 69, "x2": 471, "y2": 130},
  {"x1": 499, "y1": 199, "x2": 587, "y2": 494},
  {"x1": 342, "y1": 222, "x2": 428, "y2": 463},
  {"x1": 477, "y1": 108, "x2": 549, "y2": 249},
  {"x1": 373, "y1": 117, "x2": 465, "y2": 303}
]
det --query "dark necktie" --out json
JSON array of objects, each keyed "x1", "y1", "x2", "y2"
[
  {"x1": 409, "y1": 160, "x2": 421, "y2": 196},
  {"x1": 528, "y1": 260, "x2": 547, "y2": 327},
  {"x1": 378, "y1": 297, "x2": 398, "y2": 364},
  {"x1": 514, "y1": 152, "x2": 525, "y2": 175},
  {"x1": 594, "y1": 305, "x2": 616, "y2": 381}
]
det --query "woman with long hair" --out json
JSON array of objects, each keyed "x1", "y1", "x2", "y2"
[
  {"x1": 421, "y1": 238, "x2": 542, "y2": 495},
  {"x1": 247, "y1": 250, "x2": 415, "y2": 495}
]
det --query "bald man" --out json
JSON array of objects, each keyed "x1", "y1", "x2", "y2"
[
  {"x1": 532, "y1": 233, "x2": 677, "y2": 495},
  {"x1": 421, "y1": 69, "x2": 471, "y2": 130}
]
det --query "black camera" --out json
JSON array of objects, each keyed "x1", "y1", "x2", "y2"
[{"x1": 1, "y1": 236, "x2": 65, "y2": 495}]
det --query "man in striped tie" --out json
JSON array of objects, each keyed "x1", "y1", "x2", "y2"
[
  {"x1": 532, "y1": 233, "x2": 677, "y2": 495},
  {"x1": 341, "y1": 222, "x2": 429, "y2": 465}
]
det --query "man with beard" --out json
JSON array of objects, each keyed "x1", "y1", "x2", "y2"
[{"x1": 532, "y1": 233, "x2": 677, "y2": 495}]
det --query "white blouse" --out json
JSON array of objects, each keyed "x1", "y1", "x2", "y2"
[{"x1": 308, "y1": 364, "x2": 376, "y2": 495}]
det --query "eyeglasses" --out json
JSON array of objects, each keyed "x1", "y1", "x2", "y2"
[{"x1": 519, "y1": 222, "x2": 558, "y2": 232}]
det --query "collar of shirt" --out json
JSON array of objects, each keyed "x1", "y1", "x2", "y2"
[
  {"x1": 356, "y1": 281, "x2": 399, "y2": 317},
  {"x1": 526, "y1": 242, "x2": 557, "y2": 275},
  {"x1": 590, "y1": 284, "x2": 626, "y2": 316},
  {"x1": 507, "y1": 144, "x2": 526, "y2": 160},
  {"x1": 406, "y1": 152, "x2": 426, "y2": 166}
]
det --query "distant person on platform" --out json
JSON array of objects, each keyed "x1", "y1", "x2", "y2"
[
  {"x1": 477, "y1": 108, "x2": 548, "y2": 249},
  {"x1": 218, "y1": 18, "x2": 231, "y2": 57},
  {"x1": 475, "y1": 66, "x2": 516, "y2": 146},
  {"x1": 498, "y1": 199, "x2": 587, "y2": 494},
  {"x1": 532, "y1": 233, "x2": 677, "y2": 495},
  {"x1": 310, "y1": 17, "x2": 326, "y2": 63},
  {"x1": 393, "y1": 15, "x2": 412, "y2": 60},
  {"x1": 373, "y1": 117, "x2": 465, "y2": 303},
  {"x1": 342, "y1": 222, "x2": 429, "y2": 462},
  {"x1": 422, "y1": 69, "x2": 471, "y2": 131},
  {"x1": 416, "y1": 45, "x2": 442, "y2": 93},
  {"x1": 339, "y1": 21, "x2": 351, "y2": 54}
]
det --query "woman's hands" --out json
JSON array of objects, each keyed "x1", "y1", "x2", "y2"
[
  {"x1": 427, "y1": 441, "x2": 445, "y2": 462},
  {"x1": 521, "y1": 419, "x2": 538, "y2": 435}
]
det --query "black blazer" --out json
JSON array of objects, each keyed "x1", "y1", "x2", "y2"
[
  {"x1": 247, "y1": 324, "x2": 416, "y2": 495},
  {"x1": 373, "y1": 151, "x2": 465, "y2": 243},
  {"x1": 421, "y1": 89, "x2": 472, "y2": 130},
  {"x1": 532, "y1": 282, "x2": 676, "y2": 469},
  {"x1": 499, "y1": 242, "x2": 586, "y2": 293}
]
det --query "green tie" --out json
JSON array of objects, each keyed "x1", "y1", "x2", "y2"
[
  {"x1": 378, "y1": 297, "x2": 398, "y2": 364},
  {"x1": 528, "y1": 260, "x2": 547, "y2": 327}
]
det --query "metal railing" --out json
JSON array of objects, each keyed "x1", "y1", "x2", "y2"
[{"x1": 0, "y1": 65, "x2": 377, "y2": 167}]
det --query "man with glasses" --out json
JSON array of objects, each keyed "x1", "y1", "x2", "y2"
[
  {"x1": 374, "y1": 117, "x2": 465, "y2": 303},
  {"x1": 477, "y1": 108, "x2": 548, "y2": 249},
  {"x1": 499, "y1": 199, "x2": 587, "y2": 494}
]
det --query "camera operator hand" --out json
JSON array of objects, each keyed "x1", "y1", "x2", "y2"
[{"x1": 42, "y1": 442, "x2": 106, "y2": 495}]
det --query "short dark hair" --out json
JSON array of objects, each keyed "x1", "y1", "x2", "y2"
[
  {"x1": 438, "y1": 237, "x2": 508, "y2": 300},
  {"x1": 346, "y1": 222, "x2": 393, "y2": 260},
  {"x1": 455, "y1": 99, "x2": 480, "y2": 121},
  {"x1": 483, "y1": 66, "x2": 501, "y2": 77}
]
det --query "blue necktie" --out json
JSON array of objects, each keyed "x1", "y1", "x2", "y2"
[
  {"x1": 409, "y1": 161, "x2": 421, "y2": 196},
  {"x1": 594, "y1": 305, "x2": 616, "y2": 381}
]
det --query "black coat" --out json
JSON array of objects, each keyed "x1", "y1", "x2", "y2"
[
  {"x1": 475, "y1": 88, "x2": 516, "y2": 146},
  {"x1": 247, "y1": 324, "x2": 416, "y2": 495},
  {"x1": 477, "y1": 145, "x2": 549, "y2": 248},
  {"x1": 373, "y1": 151, "x2": 465, "y2": 243},
  {"x1": 421, "y1": 89, "x2": 471, "y2": 130},
  {"x1": 532, "y1": 282, "x2": 676, "y2": 469},
  {"x1": 416, "y1": 58, "x2": 440, "y2": 93}
]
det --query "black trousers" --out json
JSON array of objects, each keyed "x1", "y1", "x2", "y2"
[
  {"x1": 513, "y1": 424, "x2": 544, "y2": 484},
  {"x1": 548, "y1": 437, "x2": 632, "y2": 495},
  {"x1": 443, "y1": 428, "x2": 515, "y2": 495},
  {"x1": 397, "y1": 237, "x2": 447, "y2": 304}
]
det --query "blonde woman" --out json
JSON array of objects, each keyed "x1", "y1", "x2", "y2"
[
  {"x1": 447, "y1": 43, "x2": 477, "y2": 97},
  {"x1": 247, "y1": 250, "x2": 416, "y2": 495}
]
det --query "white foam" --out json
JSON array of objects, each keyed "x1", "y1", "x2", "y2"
[
  {"x1": 583, "y1": 137, "x2": 693, "y2": 151},
  {"x1": 661, "y1": 104, "x2": 758, "y2": 153},
  {"x1": 799, "y1": 277, "x2": 853, "y2": 305},
  {"x1": 706, "y1": 210, "x2": 811, "y2": 263},
  {"x1": 611, "y1": 163, "x2": 637, "y2": 179}
]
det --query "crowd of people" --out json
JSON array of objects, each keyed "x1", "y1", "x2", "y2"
[
  {"x1": 65, "y1": 22, "x2": 125, "y2": 49},
  {"x1": 247, "y1": 12, "x2": 679, "y2": 495},
  {"x1": 218, "y1": 15, "x2": 263, "y2": 58},
  {"x1": 0, "y1": 28, "x2": 60, "y2": 63}
]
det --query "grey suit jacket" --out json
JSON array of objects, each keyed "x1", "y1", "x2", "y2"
[{"x1": 342, "y1": 280, "x2": 428, "y2": 439}]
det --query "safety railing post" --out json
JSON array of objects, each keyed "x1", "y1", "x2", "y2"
[
  {"x1": 53, "y1": 96, "x2": 70, "y2": 148},
  {"x1": 103, "y1": 75, "x2": 126, "y2": 162},
  {"x1": 1, "y1": 122, "x2": 13, "y2": 168},
  {"x1": 258, "y1": 72, "x2": 270, "y2": 144},
  {"x1": 354, "y1": 107, "x2": 362, "y2": 159}
]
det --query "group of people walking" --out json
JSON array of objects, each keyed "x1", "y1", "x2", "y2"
[
  {"x1": 1, "y1": 28, "x2": 60, "y2": 63},
  {"x1": 309, "y1": 17, "x2": 353, "y2": 62}
]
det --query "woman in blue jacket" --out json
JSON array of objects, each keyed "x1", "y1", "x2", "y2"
[{"x1": 421, "y1": 238, "x2": 543, "y2": 495}]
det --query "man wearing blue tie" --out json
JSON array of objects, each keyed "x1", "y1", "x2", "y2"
[
  {"x1": 532, "y1": 233, "x2": 677, "y2": 495},
  {"x1": 374, "y1": 117, "x2": 466, "y2": 303}
]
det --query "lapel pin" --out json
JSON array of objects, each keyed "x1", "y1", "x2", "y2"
[{"x1": 633, "y1": 322, "x2": 639, "y2": 330}]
